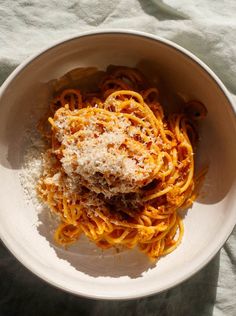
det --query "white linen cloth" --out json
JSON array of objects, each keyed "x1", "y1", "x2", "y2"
[{"x1": 0, "y1": 1, "x2": 235, "y2": 315}]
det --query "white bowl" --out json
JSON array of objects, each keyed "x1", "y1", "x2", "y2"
[{"x1": 0, "y1": 30, "x2": 236, "y2": 300}]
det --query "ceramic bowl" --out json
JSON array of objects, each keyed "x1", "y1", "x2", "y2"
[{"x1": 0, "y1": 30, "x2": 236, "y2": 299}]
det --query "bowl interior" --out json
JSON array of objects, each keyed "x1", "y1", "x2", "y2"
[{"x1": 0, "y1": 32, "x2": 236, "y2": 299}]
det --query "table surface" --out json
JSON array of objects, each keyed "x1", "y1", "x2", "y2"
[{"x1": 0, "y1": 1, "x2": 236, "y2": 315}]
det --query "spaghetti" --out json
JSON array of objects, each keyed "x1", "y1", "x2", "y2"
[{"x1": 37, "y1": 66, "x2": 206, "y2": 261}]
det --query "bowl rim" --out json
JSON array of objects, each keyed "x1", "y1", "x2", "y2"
[{"x1": 0, "y1": 29, "x2": 236, "y2": 300}]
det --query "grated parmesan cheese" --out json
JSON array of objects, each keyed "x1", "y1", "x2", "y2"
[
  {"x1": 53, "y1": 111, "x2": 157, "y2": 197},
  {"x1": 19, "y1": 133, "x2": 45, "y2": 213}
]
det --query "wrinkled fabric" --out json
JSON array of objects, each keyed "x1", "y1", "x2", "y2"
[{"x1": 0, "y1": 1, "x2": 235, "y2": 315}]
